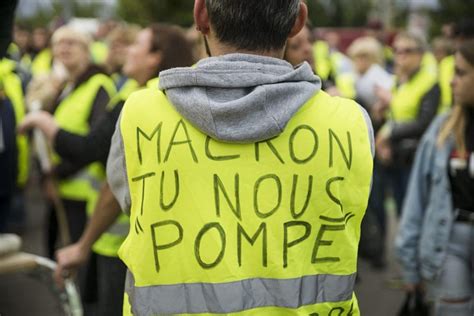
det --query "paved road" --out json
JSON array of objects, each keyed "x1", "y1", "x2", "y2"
[{"x1": 0, "y1": 176, "x2": 405, "y2": 316}]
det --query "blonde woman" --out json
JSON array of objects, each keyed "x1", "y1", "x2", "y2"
[
  {"x1": 347, "y1": 36, "x2": 393, "y2": 110},
  {"x1": 396, "y1": 39, "x2": 474, "y2": 316}
]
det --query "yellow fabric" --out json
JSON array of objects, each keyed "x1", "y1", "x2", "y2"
[
  {"x1": 390, "y1": 68, "x2": 438, "y2": 122},
  {"x1": 107, "y1": 78, "x2": 138, "y2": 111},
  {"x1": 91, "y1": 41, "x2": 109, "y2": 65},
  {"x1": 146, "y1": 77, "x2": 160, "y2": 89},
  {"x1": 53, "y1": 73, "x2": 115, "y2": 201},
  {"x1": 421, "y1": 52, "x2": 438, "y2": 75},
  {"x1": 118, "y1": 88, "x2": 373, "y2": 315},
  {"x1": 93, "y1": 79, "x2": 139, "y2": 257},
  {"x1": 31, "y1": 49, "x2": 52, "y2": 77},
  {"x1": 91, "y1": 215, "x2": 130, "y2": 257},
  {"x1": 335, "y1": 72, "x2": 356, "y2": 99},
  {"x1": 438, "y1": 55, "x2": 455, "y2": 113},
  {"x1": 312, "y1": 41, "x2": 331, "y2": 80},
  {"x1": 0, "y1": 59, "x2": 29, "y2": 187}
]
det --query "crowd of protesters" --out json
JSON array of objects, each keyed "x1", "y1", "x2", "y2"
[{"x1": 0, "y1": 9, "x2": 473, "y2": 315}]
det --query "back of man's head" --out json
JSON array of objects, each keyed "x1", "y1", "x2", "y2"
[{"x1": 205, "y1": 0, "x2": 301, "y2": 52}]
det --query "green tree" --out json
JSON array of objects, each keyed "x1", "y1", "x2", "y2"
[{"x1": 117, "y1": 0, "x2": 194, "y2": 27}]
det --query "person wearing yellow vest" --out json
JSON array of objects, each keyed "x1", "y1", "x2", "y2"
[
  {"x1": 438, "y1": 19, "x2": 474, "y2": 114},
  {"x1": 29, "y1": 25, "x2": 115, "y2": 313},
  {"x1": 0, "y1": 58, "x2": 29, "y2": 232},
  {"x1": 372, "y1": 32, "x2": 440, "y2": 265},
  {"x1": 21, "y1": 24, "x2": 195, "y2": 316},
  {"x1": 106, "y1": 1, "x2": 374, "y2": 315},
  {"x1": 0, "y1": 57, "x2": 27, "y2": 232},
  {"x1": 30, "y1": 27, "x2": 53, "y2": 77},
  {"x1": 315, "y1": 32, "x2": 356, "y2": 99},
  {"x1": 103, "y1": 24, "x2": 141, "y2": 90}
]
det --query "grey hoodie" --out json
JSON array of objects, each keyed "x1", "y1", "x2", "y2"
[
  {"x1": 107, "y1": 54, "x2": 373, "y2": 214},
  {"x1": 159, "y1": 53, "x2": 321, "y2": 142}
]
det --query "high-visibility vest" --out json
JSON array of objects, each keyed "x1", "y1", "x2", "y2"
[
  {"x1": 93, "y1": 78, "x2": 139, "y2": 257},
  {"x1": 0, "y1": 58, "x2": 29, "y2": 187},
  {"x1": 438, "y1": 55, "x2": 454, "y2": 113},
  {"x1": 91, "y1": 41, "x2": 109, "y2": 65},
  {"x1": 31, "y1": 49, "x2": 52, "y2": 77},
  {"x1": 53, "y1": 73, "x2": 115, "y2": 216},
  {"x1": 312, "y1": 40, "x2": 331, "y2": 80},
  {"x1": 118, "y1": 87, "x2": 373, "y2": 315},
  {"x1": 390, "y1": 68, "x2": 438, "y2": 122},
  {"x1": 335, "y1": 72, "x2": 356, "y2": 99},
  {"x1": 421, "y1": 52, "x2": 438, "y2": 75}
]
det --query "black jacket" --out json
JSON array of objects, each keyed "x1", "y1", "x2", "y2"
[{"x1": 0, "y1": 96, "x2": 18, "y2": 197}]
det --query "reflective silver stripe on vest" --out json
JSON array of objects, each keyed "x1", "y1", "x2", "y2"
[
  {"x1": 106, "y1": 221, "x2": 129, "y2": 236},
  {"x1": 125, "y1": 270, "x2": 356, "y2": 315},
  {"x1": 74, "y1": 169, "x2": 102, "y2": 191}
]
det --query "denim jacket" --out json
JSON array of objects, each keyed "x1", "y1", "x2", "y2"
[{"x1": 395, "y1": 114, "x2": 456, "y2": 284}]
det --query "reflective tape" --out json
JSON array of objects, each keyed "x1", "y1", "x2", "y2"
[
  {"x1": 75, "y1": 170, "x2": 102, "y2": 191},
  {"x1": 106, "y1": 221, "x2": 129, "y2": 236},
  {"x1": 125, "y1": 271, "x2": 356, "y2": 315}
]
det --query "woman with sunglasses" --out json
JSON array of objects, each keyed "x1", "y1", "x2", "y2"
[{"x1": 369, "y1": 32, "x2": 441, "y2": 258}]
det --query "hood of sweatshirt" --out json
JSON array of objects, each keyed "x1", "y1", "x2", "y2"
[{"x1": 158, "y1": 53, "x2": 321, "y2": 143}]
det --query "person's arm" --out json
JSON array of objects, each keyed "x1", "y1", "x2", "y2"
[
  {"x1": 54, "y1": 183, "x2": 122, "y2": 286},
  {"x1": 394, "y1": 116, "x2": 444, "y2": 287},
  {"x1": 54, "y1": 102, "x2": 123, "y2": 167},
  {"x1": 18, "y1": 101, "x2": 123, "y2": 169},
  {"x1": 389, "y1": 84, "x2": 441, "y2": 142},
  {"x1": 107, "y1": 112, "x2": 131, "y2": 215}
]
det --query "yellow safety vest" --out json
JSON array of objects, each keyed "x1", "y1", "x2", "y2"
[
  {"x1": 53, "y1": 73, "x2": 115, "y2": 216},
  {"x1": 438, "y1": 55, "x2": 454, "y2": 113},
  {"x1": 118, "y1": 88, "x2": 373, "y2": 315},
  {"x1": 390, "y1": 68, "x2": 438, "y2": 122},
  {"x1": 91, "y1": 41, "x2": 109, "y2": 65},
  {"x1": 0, "y1": 59, "x2": 29, "y2": 187},
  {"x1": 421, "y1": 52, "x2": 438, "y2": 75},
  {"x1": 312, "y1": 41, "x2": 331, "y2": 80},
  {"x1": 31, "y1": 49, "x2": 53, "y2": 77},
  {"x1": 335, "y1": 72, "x2": 356, "y2": 99},
  {"x1": 93, "y1": 78, "x2": 139, "y2": 257}
]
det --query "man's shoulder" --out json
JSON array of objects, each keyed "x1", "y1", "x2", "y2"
[
  {"x1": 126, "y1": 87, "x2": 167, "y2": 104},
  {"x1": 121, "y1": 88, "x2": 169, "y2": 119}
]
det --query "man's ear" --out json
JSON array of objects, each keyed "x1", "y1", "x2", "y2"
[
  {"x1": 288, "y1": 2, "x2": 308, "y2": 38},
  {"x1": 194, "y1": 0, "x2": 211, "y2": 35}
]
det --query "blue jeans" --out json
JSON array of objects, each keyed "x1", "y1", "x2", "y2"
[{"x1": 429, "y1": 222, "x2": 474, "y2": 316}]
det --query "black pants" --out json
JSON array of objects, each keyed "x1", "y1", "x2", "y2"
[
  {"x1": 46, "y1": 199, "x2": 87, "y2": 258},
  {"x1": 97, "y1": 254, "x2": 127, "y2": 316},
  {"x1": 0, "y1": 196, "x2": 12, "y2": 233}
]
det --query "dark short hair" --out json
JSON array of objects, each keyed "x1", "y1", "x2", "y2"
[{"x1": 205, "y1": 0, "x2": 301, "y2": 51}]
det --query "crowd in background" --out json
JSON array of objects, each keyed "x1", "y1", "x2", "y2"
[{"x1": 1, "y1": 14, "x2": 474, "y2": 315}]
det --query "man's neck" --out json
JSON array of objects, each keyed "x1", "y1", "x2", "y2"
[{"x1": 206, "y1": 36, "x2": 285, "y2": 60}]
